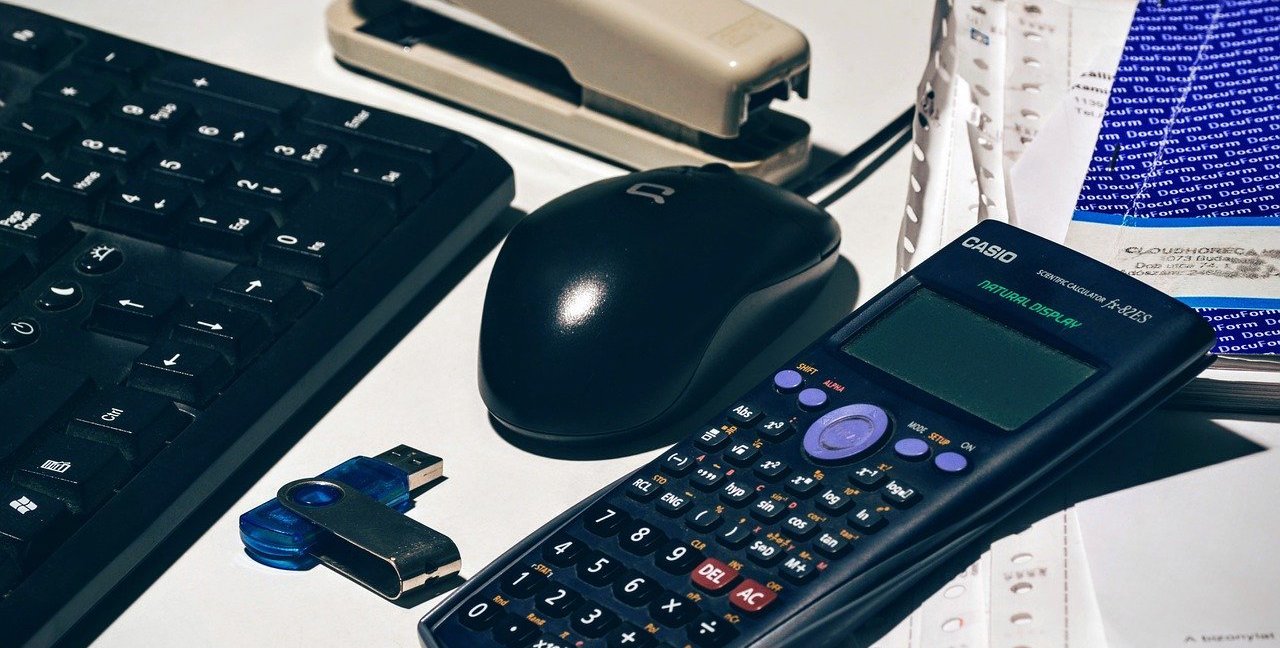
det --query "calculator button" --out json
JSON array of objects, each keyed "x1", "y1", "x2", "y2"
[
  {"x1": 935, "y1": 451, "x2": 970, "y2": 474},
  {"x1": 802, "y1": 403, "x2": 890, "y2": 462},
  {"x1": 690, "y1": 557, "x2": 739, "y2": 593},
  {"x1": 850, "y1": 466, "x2": 887, "y2": 489},
  {"x1": 757, "y1": 418, "x2": 793, "y2": 441},
  {"x1": 882, "y1": 479, "x2": 921, "y2": 508},
  {"x1": 536, "y1": 584, "x2": 583, "y2": 617},
  {"x1": 650, "y1": 593, "x2": 699, "y2": 627},
  {"x1": 816, "y1": 488, "x2": 854, "y2": 514},
  {"x1": 849, "y1": 506, "x2": 886, "y2": 532},
  {"x1": 583, "y1": 503, "x2": 630, "y2": 536},
  {"x1": 655, "y1": 491, "x2": 694, "y2": 516},
  {"x1": 689, "y1": 466, "x2": 725, "y2": 491},
  {"x1": 772, "y1": 369, "x2": 803, "y2": 392},
  {"x1": 814, "y1": 531, "x2": 850, "y2": 557},
  {"x1": 750, "y1": 497, "x2": 788, "y2": 523},
  {"x1": 797, "y1": 387, "x2": 828, "y2": 410},
  {"x1": 457, "y1": 596, "x2": 501, "y2": 630},
  {"x1": 654, "y1": 540, "x2": 703, "y2": 575},
  {"x1": 719, "y1": 480, "x2": 754, "y2": 507},
  {"x1": 694, "y1": 426, "x2": 729, "y2": 451},
  {"x1": 659, "y1": 450, "x2": 695, "y2": 476},
  {"x1": 779, "y1": 555, "x2": 816, "y2": 583},
  {"x1": 618, "y1": 521, "x2": 665, "y2": 555},
  {"x1": 499, "y1": 567, "x2": 547, "y2": 597},
  {"x1": 716, "y1": 521, "x2": 752, "y2": 549},
  {"x1": 492, "y1": 615, "x2": 539, "y2": 646},
  {"x1": 607, "y1": 623, "x2": 655, "y2": 648},
  {"x1": 728, "y1": 578, "x2": 777, "y2": 614},
  {"x1": 727, "y1": 403, "x2": 761, "y2": 426},
  {"x1": 781, "y1": 514, "x2": 819, "y2": 540},
  {"x1": 577, "y1": 551, "x2": 623, "y2": 586},
  {"x1": 571, "y1": 602, "x2": 620, "y2": 637},
  {"x1": 688, "y1": 614, "x2": 739, "y2": 647},
  {"x1": 785, "y1": 473, "x2": 820, "y2": 497},
  {"x1": 894, "y1": 437, "x2": 930, "y2": 460},
  {"x1": 724, "y1": 441, "x2": 758, "y2": 465},
  {"x1": 745, "y1": 538, "x2": 784, "y2": 566},
  {"x1": 626, "y1": 475, "x2": 661, "y2": 501},
  {"x1": 613, "y1": 571, "x2": 661, "y2": 606},
  {"x1": 753, "y1": 458, "x2": 789, "y2": 481},
  {"x1": 685, "y1": 506, "x2": 722, "y2": 532},
  {"x1": 542, "y1": 533, "x2": 585, "y2": 566}
]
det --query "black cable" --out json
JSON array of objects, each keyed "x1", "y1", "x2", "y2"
[
  {"x1": 788, "y1": 104, "x2": 916, "y2": 201},
  {"x1": 814, "y1": 128, "x2": 913, "y2": 208}
]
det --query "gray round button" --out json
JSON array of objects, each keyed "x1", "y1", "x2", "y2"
[{"x1": 802, "y1": 403, "x2": 891, "y2": 462}]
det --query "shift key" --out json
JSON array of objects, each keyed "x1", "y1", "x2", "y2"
[{"x1": 0, "y1": 364, "x2": 92, "y2": 461}]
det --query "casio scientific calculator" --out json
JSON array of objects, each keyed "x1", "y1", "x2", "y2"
[{"x1": 420, "y1": 221, "x2": 1215, "y2": 648}]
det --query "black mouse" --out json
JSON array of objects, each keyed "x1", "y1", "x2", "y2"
[{"x1": 479, "y1": 165, "x2": 841, "y2": 446}]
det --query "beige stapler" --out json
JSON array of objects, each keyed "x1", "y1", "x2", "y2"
[{"x1": 327, "y1": 0, "x2": 813, "y2": 182}]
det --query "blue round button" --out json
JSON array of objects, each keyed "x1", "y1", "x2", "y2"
[
  {"x1": 797, "y1": 387, "x2": 828, "y2": 410},
  {"x1": 802, "y1": 403, "x2": 890, "y2": 462},
  {"x1": 934, "y1": 452, "x2": 969, "y2": 474},
  {"x1": 894, "y1": 438, "x2": 930, "y2": 460},
  {"x1": 773, "y1": 369, "x2": 804, "y2": 392}
]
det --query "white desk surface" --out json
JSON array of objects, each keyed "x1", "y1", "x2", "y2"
[{"x1": 7, "y1": 1, "x2": 1275, "y2": 646}]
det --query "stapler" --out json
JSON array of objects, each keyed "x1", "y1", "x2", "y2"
[{"x1": 327, "y1": 0, "x2": 813, "y2": 182}]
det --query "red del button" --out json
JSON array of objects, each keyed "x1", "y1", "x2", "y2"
[
  {"x1": 691, "y1": 557, "x2": 740, "y2": 593},
  {"x1": 729, "y1": 579, "x2": 777, "y2": 613}
]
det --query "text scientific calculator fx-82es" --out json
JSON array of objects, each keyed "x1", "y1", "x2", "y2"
[{"x1": 420, "y1": 221, "x2": 1215, "y2": 648}]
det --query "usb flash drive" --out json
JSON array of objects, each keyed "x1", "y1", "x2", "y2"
[{"x1": 239, "y1": 445, "x2": 460, "y2": 600}]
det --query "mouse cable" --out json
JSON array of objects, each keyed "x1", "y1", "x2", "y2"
[{"x1": 788, "y1": 105, "x2": 915, "y2": 208}]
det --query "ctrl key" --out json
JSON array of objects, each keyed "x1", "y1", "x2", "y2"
[{"x1": 13, "y1": 435, "x2": 129, "y2": 514}]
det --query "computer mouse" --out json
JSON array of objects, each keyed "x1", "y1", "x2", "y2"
[{"x1": 479, "y1": 165, "x2": 841, "y2": 445}]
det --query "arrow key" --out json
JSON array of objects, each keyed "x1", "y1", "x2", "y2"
[
  {"x1": 173, "y1": 301, "x2": 269, "y2": 366},
  {"x1": 129, "y1": 341, "x2": 231, "y2": 406},
  {"x1": 89, "y1": 282, "x2": 182, "y2": 342},
  {"x1": 102, "y1": 180, "x2": 191, "y2": 242},
  {"x1": 210, "y1": 266, "x2": 313, "y2": 331}
]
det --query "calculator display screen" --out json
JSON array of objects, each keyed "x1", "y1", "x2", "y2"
[{"x1": 841, "y1": 289, "x2": 1096, "y2": 430}]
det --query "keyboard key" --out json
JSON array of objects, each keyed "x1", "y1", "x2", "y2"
[
  {"x1": 0, "y1": 16, "x2": 71, "y2": 70},
  {"x1": 102, "y1": 180, "x2": 191, "y2": 241},
  {"x1": 781, "y1": 514, "x2": 819, "y2": 540},
  {"x1": 224, "y1": 166, "x2": 309, "y2": 207},
  {"x1": 172, "y1": 301, "x2": 270, "y2": 366},
  {"x1": 128, "y1": 341, "x2": 233, "y2": 406},
  {"x1": 498, "y1": 567, "x2": 546, "y2": 598},
  {"x1": 607, "y1": 623, "x2": 655, "y2": 648},
  {"x1": 687, "y1": 614, "x2": 739, "y2": 648},
  {"x1": 649, "y1": 592, "x2": 699, "y2": 627},
  {"x1": 75, "y1": 38, "x2": 154, "y2": 77},
  {"x1": 625, "y1": 475, "x2": 661, "y2": 502},
  {"x1": 613, "y1": 571, "x2": 660, "y2": 606},
  {"x1": 784, "y1": 473, "x2": 820, "y2": 497},
  {"x1": 1, "y1": 107, "x2": 76, "y2": 145},
  {"x1": 75, "y1": 243, "x2": 125, "y2": 276},
  {"x1": 179, "y1": 203, "x2": 271, "y2": 262},
  {"x1": 655, "y1": 490, "x2": 693, "y2": 516},
  {"x1": 0, "y1": 316, "x2": 39, "y2": 350},
  {"x1": 694, "y1": 426, "x2": 729, "y2": 451},
  {"x1": 685, "y1": 506, "x2": 722, "y2": 532},
  {"x1": 572, "y1": 602, "x2": 620, "y2": 637},
  {"x1": 618, "y1": 521, "x2": 665, "y2": 555},
  {"x1": 0, "y1": 246, "x2": 35, "y2": 300},
  {"x1": 263, "y1": 135, "x2": 346, "y2": 171},
  {"x1": 186, "y1": 112, "x2": 267, "y2": 150},
  {"x1": 89, "y1": 282, "x2": 182, "y2": 342},
  {"x1": 151, "y1": 60, "x2": 305, "y2": 118},
  {"x1": 779, "y1": 555, "x2": 816, "y2": 583},
  {"x1": 727, "y1": 403, "x2": 762, "y2": 426},
  {"x1": 536, "y1": 583, "x2": 583, "y2": 617},
  {"x1": 26, "y1": 160, "x2": 113, "y2": 218},
  {"x1": 491, "y1": 614, "x2": 538, "y2": 647},
  {"x1": 303, "y1": 97, "x2": 463, "y2": 172},
  {"x1": 210, "y1": 267, "x2": 312, "y2": 331},
  {"x1": 0, "y1": 364, "x2": 91, "y2": 460},
  {"x1": 848, "y1": 506, "x2": 886, "y2": 532},
  {"x1": 67, "y1": 387, "x2": 188, "y2": 465},
  {"x1": 112, "y1": 93, "x2": 192, "y2": 132},
  {"x1": 745, "y1": 538, "x2": 784, "y2": 566},
  {"x1": 659, "y1": 449, "x2": 695, "y2": 476},
  {"x1": 35, "y1": 279, "x2": 82, "y2": 311},
  {"x1": 0, "y1": 202, "x2": 77, "y2": 263},
  {"x1": 0, "y1": 486, "x2": 68, "y2": 565},
  {"x1": 654, "y1": 540, "x2": 703, "y2": 575},
  {"x1": 13, "y1": 434, "x2": 129, "y2": 513},
  {"x1": 728, "y1": 578, "x2": 777, "y2": 614},
  {"x1": 0, "y1": 143, "x2": 39, "y2": 192},
  {"x1": 542, "y1": 533, "x2": 585, "y2": 567},
  {"x1": 148, "y1": 149, "x2": 229, "y2": 187},
  {"x1": 70, "y1": 127, "x2": 151, "y2": 167},
  {"x1": 690, "y1": 557, "x2": 739, "y2": 594},
  {"x1": 689, "y1": 465, "x2": 725, "y2": 491},
  {"x1": 338, "y1": 152, "x2": 431, "y2": 212},
  {"x1": 34, "y1": 71, "x2": 115, "y2": 111},
  {"x1": 881, "y1": 479, "x2": 921, "y2": 508},
  {"x1": 261, "y1": 190, "x2": 394, "y2": 284},
  {"x1": 577, "y1": 551, "x2": 623, "y2": 586},
  {"x1": 456, "y1": 596, "x2": 501, "y2": 630}
]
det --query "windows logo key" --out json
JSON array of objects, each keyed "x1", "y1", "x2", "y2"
[{"x1": 9, "y1": 496, "x2": 38, "y2": 515}]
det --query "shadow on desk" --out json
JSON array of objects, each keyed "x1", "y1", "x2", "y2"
[{"x1": 62, "y1": 207, "x2": 527, "y2": 647}]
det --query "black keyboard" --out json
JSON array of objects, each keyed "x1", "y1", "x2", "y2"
[{"x1": 0, "y1": 4, "x2": 513, "y2": 645}]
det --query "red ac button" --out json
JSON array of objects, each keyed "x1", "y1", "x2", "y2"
[{"x1": 728, "y1": 579, "x2": 777, "y2": 613}]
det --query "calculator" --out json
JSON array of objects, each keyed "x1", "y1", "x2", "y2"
[{"x1": 419, "y1": 221, "x2": 1215, "y2": 648}]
